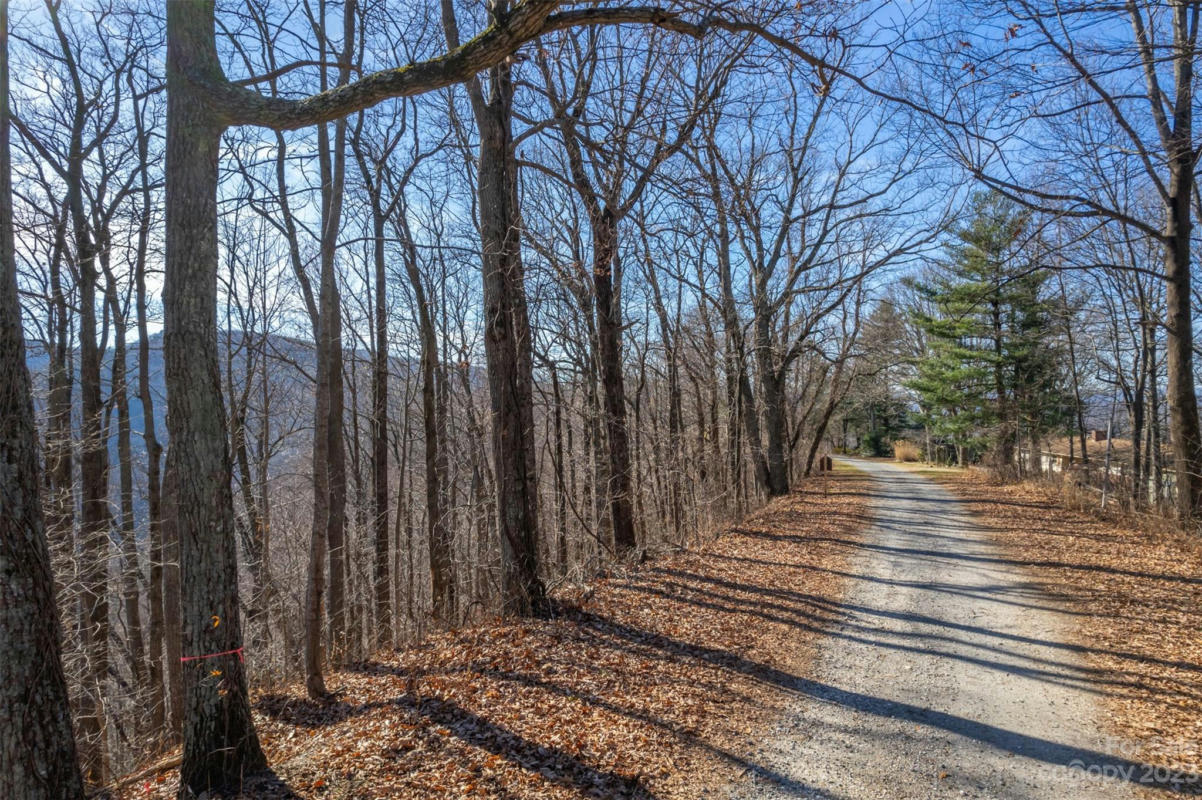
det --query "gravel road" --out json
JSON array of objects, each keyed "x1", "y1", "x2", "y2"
[{"x1": 731, "y1": 458, "x2": 1149, "y2": 800}]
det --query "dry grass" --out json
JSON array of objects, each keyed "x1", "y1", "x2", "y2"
[
  {"x1": 918, "y1": 467, "x2": 1202, "y2": 792},
  {"x1": 891, "y1": 440, "x2": 922, "y2": 462},
  {"x1": 117, "y1": 469, "x2": 876, "y2": 799}
]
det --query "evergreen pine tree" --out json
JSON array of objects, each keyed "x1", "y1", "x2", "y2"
[{"x1": 906, "y1": 192, "x2": 1070, "y2": 468}]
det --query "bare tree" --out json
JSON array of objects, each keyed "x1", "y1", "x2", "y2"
[
  {"x1": 904, "y1": 0, "x2": 1202, "y2": 518},
  {"x1": 158, "y1": 1, "x2": 851, "y2": 788},
  {"x1": 532, "y1": 25, "x2": 733, "y2": 550}
]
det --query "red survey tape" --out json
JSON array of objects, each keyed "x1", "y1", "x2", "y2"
[{"x1": 180, "y1": 647, "x2": 244, "y2": 663}]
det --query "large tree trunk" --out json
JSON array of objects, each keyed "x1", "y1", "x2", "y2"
[
  {"x1": 305, "y1": 1, "x2": 354, "y2": 687},
  {"x1": 751, "y1": 293, "x2": 789, "y2": 496},
  {"x1": 758, "y1": 368, "x2": 790, "y2": 496},
  {"x1": 592, "y1": 212, "x2": 637, "y2": 552},
  {"x1": 1164, "y1": 194, "x2": 1202, "y2": 520},
  {"x1": 475, "y1": 70, "x2": 548, "y2": 617},
  {"x1": 303, "y1": 370, "x2": 332, "y2": 698},
  {"x1": 1152, "y1": 0, "x2": 1202, "y2": 523},
  {"x1": 439, "y1": 0, "x2": 547, "y2": 616},
  {"x1": 0, "y1": 2, "x2": 86, "y2": 787},
  {"x1": 165, "y1": 2, "x2": 265, "y2": 790},
  {"x1": 307, "y1": 87, "x2": 352, "y2": 695},
  {"x1": 71, "y1": 134, "x2": 110, "y2": 793},
  {"x1": 317, "y1": 130, "x2": 349, "y2": 668},
  {"x1": 304, "y1": 215, "x2": 350, "y2": 692},
  {"x1": 370, "y1": 198, "x2": 391, "y2": 648}
]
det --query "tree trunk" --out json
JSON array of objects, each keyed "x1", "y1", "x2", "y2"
[
  {"x1": 1164, "y1": 157, "x2": 1202, "y2": 520},
  {"x1": 805, "y1": 395, "x2": 842, "y2": 478},
  {"x1": 549, "y1": 365, "x2": 570, "y2": 572},
  {"x1": 133, "y1": 95, "x2": 168, "y2": 735},
  {"x1": 592, "y1": 212, "x2": 637, "y2": 552},
  {"x1": 230, "y1": 348, "x2": 270, "y2": 654},
  {"x1": 0, "y1": 3, "x2": 87, "y2": 786},
  {"x1": 71, "y1": 131, "x2": 110, "y2": 794},
  {"x1": 306, "y1": 0, "x2": 354, "y2": 677},
  {"x1": 708, "y1": 156, "x2": 769, "y2": 494},
  {"x1": 991, "y1": 296, "x2": 1015, "y2": 471},
  {"x1": 44, "y1": 213, "x2": 73, "y2": 571},
  {"x1": 165, "y1": 2, "x2": 265, "y2": 789},
  {"x1": 474, "y1": 70, "x2": 547, "y2": 616},
  {"x1": 1150, "y1": 340, "x2": 1164, "y2": 506},
  {"x1": 303, "y1": 415, "x2": 330, "y2": 698},
  {"x1": 1131, "y1": 317, "x2": 1150, "y2": 506},
  {"x1": 1057, "y1": 275, "x2": 1088, "y2": 463},
  {"x1": 749, "y1": 272, "x2": 788, "y2": 495},
  {"x1": 758, "y1": 367, "x2": 790, "y2": 496},
  {"x1": 105, "y1": 274, "x2": 149, "y2": 699},
  {"x1": 371, "y1": 197, "x2": 391, "y2": 648},
  {"x1": 318, "y1": 135, "x2": 349, "y2": 670},
  {"x1": 400, "y1": 226, "x2": 453, "y2": 625},
  {"x1": 644, "y1": 259, "x2": 683, "y2": 537}
]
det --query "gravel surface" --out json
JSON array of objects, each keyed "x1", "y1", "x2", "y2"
[{"x1": 731, "y1": 458, "x2": 1145, "y2": 800}]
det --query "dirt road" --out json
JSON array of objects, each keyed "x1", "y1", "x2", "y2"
[{"x1": 733, "y1": 458, "x2": 1156, "y2": 799}]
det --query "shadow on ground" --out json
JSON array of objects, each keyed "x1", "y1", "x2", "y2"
[{"x1": 255, "y1": 475, "x2": 1199, "y2": 796}]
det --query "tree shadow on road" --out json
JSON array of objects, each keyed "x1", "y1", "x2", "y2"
[{"x1": 556, "y1": 603, "x2": 1197, "y2": 794}]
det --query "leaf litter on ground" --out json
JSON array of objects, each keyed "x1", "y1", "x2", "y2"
[{"x1": 115, "y1": 467, "x2": 875, "y2": 799}]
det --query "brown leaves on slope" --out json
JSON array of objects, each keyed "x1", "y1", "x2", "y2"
[
  {"x1": 117, "y1": 469, "x2": 875, "y2": 799},
  {"x1": 927, "y1": 469, "x2": 1202, "y2": 791}
]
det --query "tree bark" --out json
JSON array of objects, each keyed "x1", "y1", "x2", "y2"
[
  {"x1": 305, "y1": 0, "x2": 354, "y2": 683},
  {"x1": 370, "y1": 188, "x2": 391, "y2": 647},
  {"x1": 592, "y1": 211, "x2": 637, "y2": 551},
  {"x1": 644, "y1": 261, "x2": 684, "y2": 538},
  {"x1": 132, "y1": 84, "x2": 169, "y2": 736},
  {"x1": 0, "y1": 0, "x2": 87, "y2": 786},
  {"x1": 441, "y1": 0, "x2": 547, "y2": 615},
  {"x1": 476, "y1": 87, "x2": 548, "y2": 616},
  {"x1": 401, "y1": 226, "x2": 454, "y2": 625},
  {"x1": 1164, "y1": 85, "x2": 1202, "y2": 519},
  {"x1": 229, "y1": 342, "x2": 270, "y2": 654},
  {"x1": 706, "y1": 149, "x2": 770, "y2": 494},
  {"x1": 69, "y1": 97, "x2": 110, "y2": 797},
  {"x1": 165, "y1": 2, "x2": 265, "y2": 790},
  {"x1": 758, "y1": 368, "x2": 790, "y2": 496},
  {"x1": 1164, "y1": 202, "x2": 1202, "y2": 519},
  {"x1": 549, "y1": 364, "x2": 570, "y2": 571}
]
